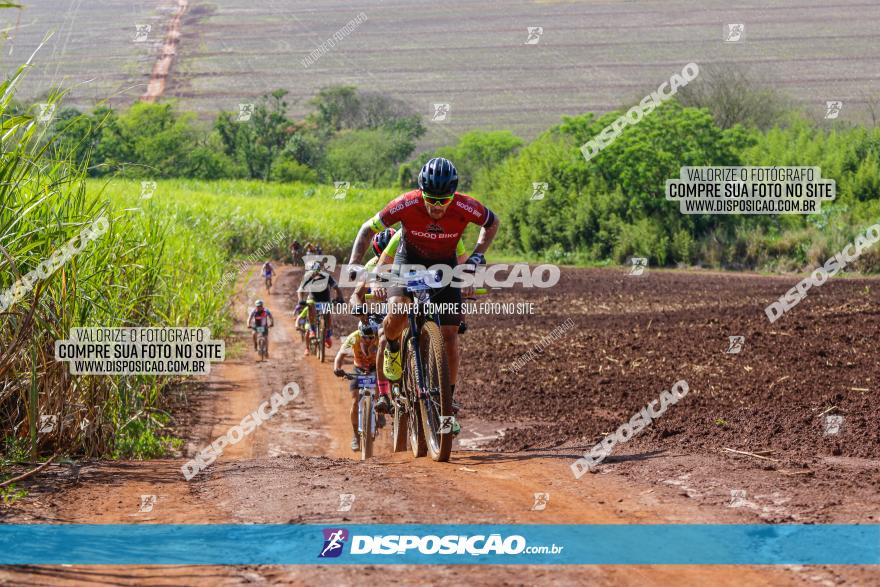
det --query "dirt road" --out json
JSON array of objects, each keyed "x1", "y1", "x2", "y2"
[
  {"x1": 141, "y1": 0, "x2": 188, "y2": 102},
  {"x1": 1, "y1": 266, "x2": 875, "y2": 585}
]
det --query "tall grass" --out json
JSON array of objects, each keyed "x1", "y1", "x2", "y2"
[
  {"x1": 94, "y1": 178, "x2": 409, "y2": 260},
  {"x1": 0, "y1": 58, "x2": 229, "y2": 465}
]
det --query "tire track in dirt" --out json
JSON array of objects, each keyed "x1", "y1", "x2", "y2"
[{"x1": 141, "y1": 0, "x2": 188, "y2": 102}]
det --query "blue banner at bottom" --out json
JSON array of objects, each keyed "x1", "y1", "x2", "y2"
[{"x1": 1, "y1": 524, "x2": 878, "y2": 565}]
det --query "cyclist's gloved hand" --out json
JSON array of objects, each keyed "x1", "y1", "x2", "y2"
[
  {"x1": 333, "y1": 368, "x2": 345, "y2": 378},
  {"x1": 466, "y1": 253, "x2": 486, "y2": 266}
]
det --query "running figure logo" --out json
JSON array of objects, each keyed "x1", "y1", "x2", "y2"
[
  {"x1": 824, "y1": 101, "x2": 843, "y2": 120},
  {"x1": 531, "y1": 492, "x2": 550, "y2": 511},
  {"x1": 134, "y1": 24, "x2": 151, "y2": 43},
  {"x1": 37, "y1": 103, "x2": 55, "y2": 124},
  {"x1": 525, "y1": 27, "x2": 543, "y2": 44},
  {"x1": 319, "y1": 528, "x2": 349, "y2": 558},
  {"x1": 238, "y1": 104, "x2": 254, "y2": 122},
  {"x1": 531, "y1": 182, "x2": 548, "y2": 201},
  {"x1": 337, "y1": 493, "x2": 356, "y2": 512},
  {"x1": 141, "y1": 181, "x2": 157, "y2": 200},
  {"x1": 438, "y1": 416, "x2": 456, "y2": 434},
  {"x1": 628, "y1": 257, "x2": 648, "y2": 276},
  {"x1": 432, "y1": 103, "x2": 450, "y2": 122},
  {"x1": 333, "y1": 181, "x2": 350, "y2": 200},
  {"x1": 724, "y1": 24, "x2": 744, "y2": 42},
  {"x1": 726, "y1": 336, "x2": 745, "y2": 354}
]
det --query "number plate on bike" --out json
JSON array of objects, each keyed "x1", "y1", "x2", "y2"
[
  {"x1": 404, "y1": 270, "x2": 443, "y2": 292},
  {"x1": 357, "y1": 375, "x2": 377, "y2": 388}
]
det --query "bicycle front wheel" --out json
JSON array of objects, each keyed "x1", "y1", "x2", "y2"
[
  {"x1": 402, "y1": 329, "x2": 427, "y2": 458},
  {"x1": 416, "y1": 321, "x2": 452, "y2": 462},
  {"x1": 360, "y1": 393, "x2": 373, "y2": 461}
]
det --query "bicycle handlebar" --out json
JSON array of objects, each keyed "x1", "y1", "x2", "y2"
[{"x1": 364, "y1": 288, "x2": 489, "y2": 300}]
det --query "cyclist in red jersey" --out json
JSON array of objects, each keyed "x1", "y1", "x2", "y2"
[{"x1": 347, "y1": 158, "x2": 499, "y2": 427}]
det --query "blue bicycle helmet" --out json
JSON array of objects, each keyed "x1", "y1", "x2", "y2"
[{"x1": 418, "y1": 157, "x2": 458, "y2": 196}]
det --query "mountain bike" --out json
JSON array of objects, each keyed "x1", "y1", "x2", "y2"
[
  {"x1": 343, "y1": 370, "x2": 380, "y2": 460},
  {"x1": 264, "y1": 274, "x2": 272, "y2": 294},
  {"x1": 371, "y1": 270, "x2": 486, "y2": 462},
  {"x1": 252, "y1": 325, "x2": 269, "y2": 362},
  {"x1": 314, "y1": 301, "x2": 330, "y2": 362}
]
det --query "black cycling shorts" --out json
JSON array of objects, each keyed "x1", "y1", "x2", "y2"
[{"x1": 386, "y1": 240, "x2": 462, "y2": 327}]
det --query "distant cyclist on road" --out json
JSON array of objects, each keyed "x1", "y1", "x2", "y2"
[
  {"x1": 290, "y1": 241, "x2": 302, "y2": 265},
  {"x1": 347, "y1": 157, "x2": 499, "y2": 427},
  {"x1": 247, "y1": 300, "x2": 274, "y2": 357},
  {"x1": 262, "y1": 261, "x2": 275, "y2": 293},
  {"x1": 295, "y1": 261, "x2": 345, "y2": 356},
  {"x1": 333, "y1": 321, "x2": 381, "y2": 451}
]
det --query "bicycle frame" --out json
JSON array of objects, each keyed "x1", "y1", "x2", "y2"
[{"x1": 355, "y1": 373, "x2": 378, "y2": 440}]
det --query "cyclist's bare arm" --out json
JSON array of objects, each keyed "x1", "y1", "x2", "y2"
[
  {"x1": 472, "y1": 215, "x2": 500, "y2": 256},
  {"x1": 349, "y1": 221, "x2": 377, "y2": 265}
]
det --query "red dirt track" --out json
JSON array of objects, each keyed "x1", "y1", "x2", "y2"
[{"x1": 1, "y1": 265, "x2": 878, "y2": 585}]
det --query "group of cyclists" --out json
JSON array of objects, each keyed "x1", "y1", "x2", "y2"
[{"x1": 248, "y1": 157, "x2": 500, "y2": 452}]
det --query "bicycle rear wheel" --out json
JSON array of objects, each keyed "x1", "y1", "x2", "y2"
[
  {"x1": 391, "y1": 383, "x2": 408, "y2": 453},
  {"x1": 402, "y1": 329, "x2": 427, "y2": 458},
  {"x1": 360, "y1": 393, "x2": 374, "y2": 460},
  {"x1": 317, "y1": 315, "x2": 326, "y2": 363},
  {"x1": 417, "y1": 321, "x2": 452, "y2": 462}
]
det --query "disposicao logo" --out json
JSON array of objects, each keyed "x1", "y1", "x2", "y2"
[{"x1": 319, "y1": 528, "x2": 349, "y2": 558}]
